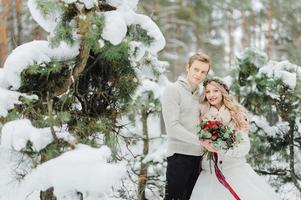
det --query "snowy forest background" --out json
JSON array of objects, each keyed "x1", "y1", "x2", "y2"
[{"x1": 0, "y1": 0, "x2": 300, "y2": 200}]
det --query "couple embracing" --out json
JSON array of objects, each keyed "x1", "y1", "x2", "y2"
[{"x1": 162, "y1": 53, "x2": 279, "y2": 200}]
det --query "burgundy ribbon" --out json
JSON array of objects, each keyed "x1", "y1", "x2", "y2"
[{"x1": 212, "y1": 153, "x2": 241, "y2": 200}]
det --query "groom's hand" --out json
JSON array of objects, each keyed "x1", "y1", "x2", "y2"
[{"x1": 199, "y1": 139, "x2": 219, "y2": 153}]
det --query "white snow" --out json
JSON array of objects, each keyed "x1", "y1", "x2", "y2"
[
  {"x1": 115, "y1": 115, "x2": 166, "y2": 199},
  {"x1": 129, "y1": 41, "x2": 147, "y2": 63},
  {"x1": 236, "y1": 47, "x2": 268, "y2": 68},
  {"x1": 98, "y1": 39, "x2": 105, "y2": 48},
  {"x1": 0, "y1": 88, "x2": 22, "y2": 117},
  {"x1": 64, "y1": 0, "x2": 77, "y2": 3},
  {"x1": 0, "y1": 145, "x2": 126, "y2": 200},
  {"x1": 19, "y1": 145, "x2": 126, "y2": 199},
  {"x1": 0, "y1": 147, "x2": 33, "y2": 200},
  {"x1": 134, "y1": 79, "x2": 162, "y2": 100},
  {"x1": 134, "y1": 55, "x2": 168, "y2": 81},
  {"x1": 106, "y1": 0, "x2": 139, "y2": 11},
  {"x1": 64, "y1": 0, "x2": 99, "y2": 10},
  {"x1": 0, "y1": 1, "x2": 168, "y2": 199},
  {"x1": 100, "y1": 8, "x2": 165, "y2": 55},
  {"x1": 266, "y1": 91, "x2": 280, "y2": 100},
  {"x1": 259, "y1": 60, "x2": 301, "y2": 89},
  {"x1": 27, "y1": 0, "x2": 63, "y2": 33},
  {"x1": 252, "y1": 115, "x2": 290, "y2": 137},
  {"x1": 142, "y1": 139, "x2": 166, "y2": 164},
  {"x1": 296, "y1": 117, "x2": 301, "y2": 133},
  {"x1": 79, "y1": 0, "x2": 97, "y2": 9},
  {"x1": 1, "y1": 119, "x2": 76, "y2": 152},
  {"x1": 1, "y1": 40, "x2": 80, "y2": 90},
  {"x1": 121, "y1": 11, "x2": 165, "y2": 54},
  {"x1": 0, "y1": 68, "x2": 10, "y2": 88},
  {"x1": 101, "y1": 11, "x2": 128, "y2": 45}
]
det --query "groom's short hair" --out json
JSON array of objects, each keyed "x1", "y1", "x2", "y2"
[{"x1": 187, "y1": 52, "x2": 211, "y2": 70}]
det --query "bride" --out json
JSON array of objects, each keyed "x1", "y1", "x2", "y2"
[{"x1": 190, "y1": 77, "x2": 279, "y2": 200}]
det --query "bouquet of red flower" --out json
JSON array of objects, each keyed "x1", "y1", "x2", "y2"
[
  {"x1": 197, "y1": 120, "x2": 241, "y2": 158},
  {"x1": 197, "y1": 120, "x2": 243, "y2": 200}
]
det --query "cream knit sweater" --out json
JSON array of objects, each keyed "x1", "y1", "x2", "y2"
[{"x1": 162, "y1": 76, "x2": 203, "y2": 157}]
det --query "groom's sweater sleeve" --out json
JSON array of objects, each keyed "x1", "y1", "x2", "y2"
[
  {"x1": 162, "y1": 85, "x2": 199, "y2": 146},
  {"x1": 224, "y1": 132, "x2": 251, "y2": 158}
]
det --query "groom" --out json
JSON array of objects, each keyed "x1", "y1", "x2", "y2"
[{"x1": 162, "y1": 53, "x2": 213, "y2": 200}]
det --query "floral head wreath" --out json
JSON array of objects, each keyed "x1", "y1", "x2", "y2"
[{"x1": 203, "y1": 77, "x2": 230, "y2": 93}]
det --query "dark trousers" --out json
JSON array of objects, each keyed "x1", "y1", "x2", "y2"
[{"x1": 164, "y1": 153, "x2": 202, "y2": 200}]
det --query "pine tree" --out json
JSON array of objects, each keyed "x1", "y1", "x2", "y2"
[
  {"x1": 0, "y1": 0, "x2": 165, "y2": 199},
  {"x1": 232, "y1": 47, "x2": 301, "y2": 197}
]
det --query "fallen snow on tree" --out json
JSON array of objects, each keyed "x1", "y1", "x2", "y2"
[
  {"x1": 1, "y1": 41, "x2": 79, "y2": 90},
  {"x1": 296, "y1": 117, "x2": 301, "y2": 133},
  {"x1": 102, "y1": 11, "x2": 127, "y2": 45},
  {"x1": 0, "y1": 88, "x2": 22, "y2": 117},
  {"x1": 134, "y1": 79, "x2": 162, "y2": 101},
  {"x1": 259, "y1": 60, "x2": 301, "y2": 89},
  {"x1": 0, "y1": 144, "x2": 126, "y2": 200},
  {"x1": 107, "y1": 0, "x2": 139, "y2": 11},
  {"x1": 28, "y1": 0, "x2": 63, "y2": 33},
  {"x1": 1, "y1": 119, "x2": 76, "y2": 151},
  {"x1": 236, "y1": 47, "x2": 268, "y2": 68},
  {"x1": 101, "y1": 9, "x2": 165, "y2": 55},
  {"x1": 251, "y1": 115, "x2": 290, "y2": 137}
]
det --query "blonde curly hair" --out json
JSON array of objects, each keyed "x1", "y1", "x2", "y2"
[{"x1": 200, "y1": 78, "x2": 250, "y2": 131}]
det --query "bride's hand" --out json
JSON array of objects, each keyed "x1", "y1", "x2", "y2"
[
  {"x1": 199, "y1": 114, "x2": 209, "y2": 121},
  {"x1": 199, "y1": 139, "x2": 219, "y2": 153}
]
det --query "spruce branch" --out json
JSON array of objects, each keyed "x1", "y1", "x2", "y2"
[{"x1": 254, "y1": 169, "x2": 288, "y2": 176}]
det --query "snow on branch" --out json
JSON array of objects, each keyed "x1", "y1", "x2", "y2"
[
  {"x1": 236, "y1": 47, "x2": 268, "y2": 68},
  {"x1": 28, "y1": 0, "x2": 63, "y2": 33},
  {"x1": 133, "y1": 79, "x2": 162, "y2": 101},
  {"x1": 1, "y1": 41, "x2": 79, "y2": 90},
  {"x1": 258, "y1": 60, "x2": 301, "y2": 89},
  {"x1": 101, "y1": 8, "x2": 165, "y2": 55},
  {"x1": 1, "y1": 119, "x2": 75, "y2": 151},
  {"x1": 106, "y1": 0, "x2": 139, "y2": 11},
  {"x1": 296, "y1": 117, "x2": 301, "y2": 134},
  {"x1": 19, "y1": 145, "x2": 125, "y2": 199},
  {"x1": 252, "y1": 115, "x2": 290, "y2": 137},
  {"x1": 0, "y1": 88, "x2": 22, "y2": 117},
  {"x1": 0, "y1": 145, "x2": 126, "y2": 199}
]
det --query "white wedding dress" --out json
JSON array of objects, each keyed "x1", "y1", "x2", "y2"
[{"x1": 190, "y1": 106, "x2": 279, "y2": 200}]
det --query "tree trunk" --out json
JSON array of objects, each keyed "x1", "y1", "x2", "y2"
[
  {"x1": 15, "y1": 0, "x2": 22, "y2": 46},
  {"x1": 251, "y1": 10, "x2": 256, "y2": 48},
  {"x1": 241, "y1": 10, "x2": 249, "y2": 48},
  {"x1": 266, "y1": 0, "x2": 273, "y2": 58},
  {"x1": 297, "y1": 35, "x2": 301, "y2": 45},
  {"x1": 227, "y1": 9, "x2": 234, "y2": 67},
  {"x1": 32, "y1": 23, "x2": 44, "y2": 40},
  {"x1": 155, "y1": 0, "x2": 160, "y2": 16},
  {"x1": 7, "y1": 1, "x2": 15, "y2": 49},
  {"x1": 259, "y1": 20, "x2": 263, "y2": 49},
  {"x1": 138, "y1": 109, "x2": 149, "y2": 200},
  {"x1": 289, "y1": 120, "x2": 301, "y2": 192},
  {"x1": 0, "y1": 0, "x2": 10, "y2": 65}
]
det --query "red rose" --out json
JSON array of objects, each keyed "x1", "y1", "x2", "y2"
[
  {"x1": 207, "y1": 121, "x2": 222, "y2": 129},
  {"x1": 202, "y1": 120, "x2": 223, "y2": 131}
]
